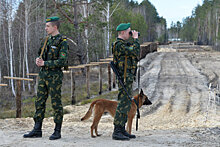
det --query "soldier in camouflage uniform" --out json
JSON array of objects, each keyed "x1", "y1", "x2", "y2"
[
  {"x1": 23, "y1": 16, "x2": 68, "y2": 140},
  {"x1": 112, "y1": 23, "x2": 140, "y2": 140}
]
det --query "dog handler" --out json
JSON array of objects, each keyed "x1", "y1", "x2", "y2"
[
  {"x1": 23, "y1": 16, "x2": 68, "y2": 140},
  {"x1": 112, "y1": 23, "x2": 140, "y2": 140}
]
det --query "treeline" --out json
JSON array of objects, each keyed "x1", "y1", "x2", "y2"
[
  {"x1": 0, "y1": 0, "x2": 166, "y2": 95},
  {"x1": 168, "y1": 0, "x2": 220, "y2": 49}
]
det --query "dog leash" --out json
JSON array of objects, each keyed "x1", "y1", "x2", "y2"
[{"x1": 136, "y1": 46, "x2": 141, "y2": 131}]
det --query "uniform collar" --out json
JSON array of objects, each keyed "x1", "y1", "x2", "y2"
[
  {"x1": 117, "y1": 37, "x2": 125, "y2": 42},
  {"x1": 50, "y1": 34, "x2": 61, "y2": 40}
]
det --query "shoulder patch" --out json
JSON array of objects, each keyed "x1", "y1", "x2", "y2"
[{"x1": 61, "y1": 52, "x2": 67, "y2": 58}]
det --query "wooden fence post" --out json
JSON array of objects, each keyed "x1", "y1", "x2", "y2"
[
  {"x1": 108, "y1": 64, "x2": 111, "y2": 91},
  {"x1": 71, "y1": 69, "x2": 76, "y2": 104},
  {"x1": 16, "y1": 80, "x2": 21, "y2": 118},
  {"x1": 113, "y1": 73, "x2": 116, "y2": 88},
  {"x1": 99, "y1": 64, "x2": 103, "y2": 95},
  {"x1": 3, "y1": 76, "x2": 33, "y2": 118},
  {"x1": 86, "y1": 66, "x2": 90, "y2": 99}
]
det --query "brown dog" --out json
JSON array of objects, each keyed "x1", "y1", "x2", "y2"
[{"x1": 81, "y1": 89, "x2": 152, "y2": 138}]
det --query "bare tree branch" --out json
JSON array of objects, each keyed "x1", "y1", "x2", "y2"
[
  {"x1": 110, "y1": 2, "x2": 120, "y2": 17},
  {"x1": 52, "y1": 0, "x2": 75, "y2": 24}
]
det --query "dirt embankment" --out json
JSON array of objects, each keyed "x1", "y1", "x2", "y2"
[{"x1": 1, "y1": 47, "x2": 220, "y2": 146}]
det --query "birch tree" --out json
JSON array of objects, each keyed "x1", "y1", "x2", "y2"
[
  {"x1": 22, "y1": 0, "x2": 44, "y2": 91},
  {"x1": 0, "y1": 1, "x2": 2, "y2": 85},
  {"x1": 80, "y1": 0, "x2": 89, "y2": 63},
  {"x1": 98, "y1": 1, "x2": 120, "y2": 57},
  {"x1": 7, "y1": 0, "x2": 16, "y2": 96}
]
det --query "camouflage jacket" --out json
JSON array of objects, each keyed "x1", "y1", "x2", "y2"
[
  {"x1": 112, "y1": 38, "x2": 140, "y2": 81},
  {"x1": 38, "y1": 34, "x2": 68, "y2": 70}
]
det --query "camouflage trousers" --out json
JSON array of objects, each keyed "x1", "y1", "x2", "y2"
[
  {"x1": 113, "y1": 78, "x2": 133, "y2": 127},
  {"x1": 34, "y1": 70, "x2": 63, "y2": 124}
]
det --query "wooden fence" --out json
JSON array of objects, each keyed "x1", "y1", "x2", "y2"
[{"x1": 1, "y1": 42, "x2": 157, "y2": 118}]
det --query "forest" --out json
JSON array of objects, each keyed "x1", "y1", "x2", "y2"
[
  {"x1": 169, "y1": 0, "x2": 220, "y2": 49},
  {"x1": 0, "y1": 0, "x2": 166, "y2": 96}
]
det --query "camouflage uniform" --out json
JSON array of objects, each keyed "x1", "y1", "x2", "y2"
[
  {"x1": 113, "y1": 38, "x2": 140, "y2": 127},
  {"x1": 34, "y1": 34, "x2": 68, "y2": 124}
]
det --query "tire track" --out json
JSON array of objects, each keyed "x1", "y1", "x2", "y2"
[{"x1": 140, "y1": 52, "x2": 212, "y2": 128}]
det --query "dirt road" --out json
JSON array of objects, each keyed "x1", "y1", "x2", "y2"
[{"x1": 1, "y1": 50, "x2": 220, "y2": 146}]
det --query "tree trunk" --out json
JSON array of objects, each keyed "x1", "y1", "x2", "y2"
[
  {"x1": 3, "y1": 24, "x2": 10, "y2": 81},
  {"x1": 215, "y1": 10, "x2": 219, "y2": 48},
  {"x1": 106, "y1": 2, "x2": 110, "y2": 57},
  {"x1": 74, "y1": 0, "x2": 84, "y2": 65},
  {"x1": 0, "y1": 67, "x2": 1, "y2": 90},
  {"x1": 18, "y1": 12, "x2": 22, "y2": 78},
  {"x1": 82, "y1": 1, "x2": 89, "y2": 63},
  {"x1": 24, "y1": 0, "x2": 31, "y2": 91},
  {"x1": 8, "y1": 0, "x2": 16, "y2": 96}
]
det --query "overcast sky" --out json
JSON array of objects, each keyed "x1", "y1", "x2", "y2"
[{"x1": 135, "y1": 0, "x2": 203, "y2": 28}]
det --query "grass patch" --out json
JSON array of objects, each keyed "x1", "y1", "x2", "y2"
[
  {"x1": 0, "y1": 110, "x2": 16, "y2": 119},
  {"x1": 74, "y1": 82, "x2": 109, "y2": 103},
  {"x1": 0, "y1": 82, "x2": 113, "y2": 119}
]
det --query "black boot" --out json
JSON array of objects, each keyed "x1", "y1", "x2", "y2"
[
  {"x1": 121, "y1": 126, "x2": 136, "y2": 139},
  {"x1": 23, "y1": 122, "x2": 42, "y2": 138},
  {"x1": 49, "y1": 123, "x2": 62, "y2": 140},
  {"x1": 112, "y1": 125, "x2": 130, "y2": 140}
]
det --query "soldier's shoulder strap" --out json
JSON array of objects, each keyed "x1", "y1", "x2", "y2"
[
  {"x1": 112, "y1": 41, "x2": 119, "y2": 63},
  {"x1": 112, "y1": 40, "x2": 123, "y2": 54},
  {"x1": 39, "y1": 36, "x2": 49, "y2": 59}
]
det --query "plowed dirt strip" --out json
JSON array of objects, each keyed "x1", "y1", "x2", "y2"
[{"x1": 1, "y1": 51, "x2": 220, "y2": 146}]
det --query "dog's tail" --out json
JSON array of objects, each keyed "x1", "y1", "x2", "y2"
[{"x1": 81, "y1": 100, "x2": 99, "y2": 121}]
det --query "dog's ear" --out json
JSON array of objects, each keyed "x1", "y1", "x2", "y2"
[{"x1": 140, "y1": 89, "x2": 144, "y2": 96}]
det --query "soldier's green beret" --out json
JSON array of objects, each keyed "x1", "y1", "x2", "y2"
[
  {"x1": 116, "y1": 23, "x2": 130, "y2": 31},
  {"x1": 46, "y1": 16, "x2": 60, "y2": 23}
]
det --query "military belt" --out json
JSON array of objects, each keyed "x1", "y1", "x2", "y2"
[{"x1": 41, "y1": 67, "x2": 61, "y2": 71}]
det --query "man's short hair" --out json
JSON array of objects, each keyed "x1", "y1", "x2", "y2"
[
  {"x1": 118, "y1": 31, "x2": 122, "y2": 35},
  {"x1": 50, "y1": 20, "x2": 60, "y2": 29}
]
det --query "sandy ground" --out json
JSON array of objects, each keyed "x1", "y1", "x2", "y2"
[{"x1": 1, "y1": 45, "x2": 220, "y2": 146}]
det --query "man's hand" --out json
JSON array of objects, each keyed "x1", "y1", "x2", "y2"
[
  {"x1": 36, "y1": 57, "x2": 45, "y2": 67},
  {"x1": 132, "y1": 30, "x2": 138, "y2": 39}
]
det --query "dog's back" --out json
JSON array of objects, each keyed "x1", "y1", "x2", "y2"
[{"x1": 81, "y1": 99, "x2": 117, "y2": 121}]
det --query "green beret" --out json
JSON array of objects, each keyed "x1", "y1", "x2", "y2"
[
  {"x1": 116, "y1": 23, "x2": 130, "y2": 31},
  {"x1": 46, "y1": 16, "x2": 60, "y2": 23}
]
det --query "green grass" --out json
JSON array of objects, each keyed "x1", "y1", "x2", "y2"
[{"x1": 0, "y1": 82, "x2": 115, "y2": 119}]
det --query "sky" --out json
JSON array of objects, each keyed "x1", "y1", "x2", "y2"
[{"x1": 135, "y1": 0, "x2": 203, "y2": 28}]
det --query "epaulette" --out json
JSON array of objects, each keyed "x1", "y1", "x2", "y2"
[{"x1": 61, "y1": 35, "x2": 67, "y2": 41}]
